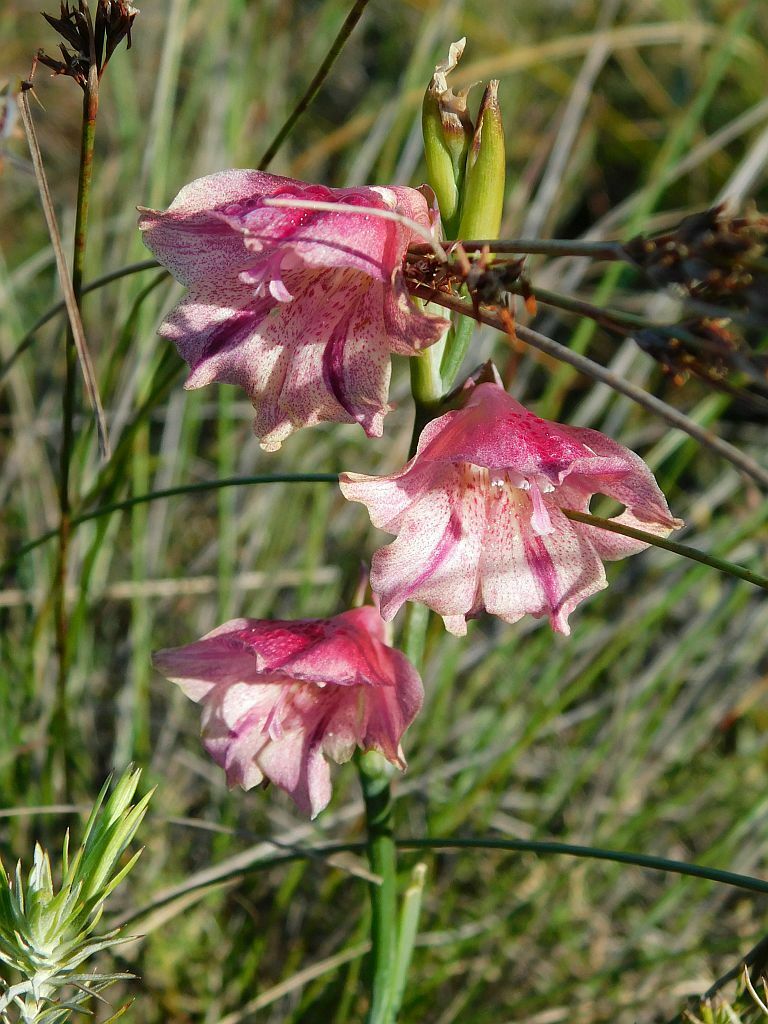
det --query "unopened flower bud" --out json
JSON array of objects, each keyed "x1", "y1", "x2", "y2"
[
  {"x1": 421, "y1": 38, "x2": 474, "y2": 237},
  {"x1": 458, "y1": 80, "x2": 505, "y2": 242}
]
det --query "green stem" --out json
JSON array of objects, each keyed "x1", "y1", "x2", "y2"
[
  {"x1": 8, "y1": 480, "x2": 766, "y2": 594},
  {"x1": 257, "y1": 0, "x2": 371, "y2": 169},
  {"x1": 562, "y1": 509, "x2": 768, "y2": 591},
  {"x1": 409, "y1": 337, "x2": 444, "y2": 457},
  {"x1": 390, "y1": 863, "x2": 427, "y2": 1015},
  {"x1": 52, "y1": 68, "x2": 99, "y2": 793},
  {"x1": 2, "y1": 474, "x2": 338, "y2": 573},
  {"x1": 396, "y1": 838, "x2": 768, "y2": 895},
  {"x1": 358, "y1": 752, "x2": 398, "y2": 1024},
  {"x1": 408, "y1": 237, "x2": 625, "y2": 260},
  {"x1": 1, "y1": 260, "x2": 162, "y2": 382},
  {"x1": 116, "y1": 830, "x2": 768, "y2": 930},
  {"x1": 439, "y1": 301, "x2": 475, "y2": 391}
]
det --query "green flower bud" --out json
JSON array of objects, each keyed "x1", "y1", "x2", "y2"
[
  {"x1": 457, "y1": 80, "x2": 505, "y2": 242},
  {"x1": 422, "y1": 38, "x2": 474, "y2": 238}
]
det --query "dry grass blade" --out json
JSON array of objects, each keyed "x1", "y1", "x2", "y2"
[
  {"x1": 217, "y1": 942, "x2": 371, "y2": 1023},
  {"x1": 521, "y1": 0, "x2": 622, "y2": 237},
  {"x1": 16, "y1": 86, "x2": 110, "y2": 459}
]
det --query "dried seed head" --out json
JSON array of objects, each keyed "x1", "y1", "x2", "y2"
[
  {"x1": 624, "y1": 205, "x2": 768, "y2": 315},
  {"x1": 626, "y1": 206, "x2": 768, "y2": 410},
  {"x1": 37, "y1": 0, "x2": 138, "y2": 89}
]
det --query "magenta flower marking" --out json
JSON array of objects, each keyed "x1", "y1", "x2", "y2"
[
  {"x1": 340, "y1": 382, "x2": 683, "y2": 636},
  {"x1": 152, "y1": 606, "x2": 423, "y2": 818},
  {"x1": 138, "y1": 171, "x2": 448, "y2": 450}
]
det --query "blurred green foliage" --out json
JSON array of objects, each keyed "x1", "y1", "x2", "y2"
[{"x1": 1, "y1": 1, "x2": 768, "y2": 1021}]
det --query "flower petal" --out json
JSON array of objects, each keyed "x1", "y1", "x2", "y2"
[
  {"x1": 138, "y1": 170, "x2": 292, "y2": 285},
  {"x1": 341, "y1": 380, "x2": 681, "y2": 635},
  {"x1": 157, "y1": 266, "x2": 445, "y2": 450},
  {"x1": 140, "y1": 171, "x2": 448, "y2": 444},
  {"x1": 551, "y1": 425, "x2": 684, "y2": 546},
  {"x1": 368, "y1": 464, "x2": 488, "y2": 632},
  {"x1": 420, "y1": 383, "x2": 594, "y2": 483},
  {"x1": 227, "y1": 182, "x2": 434, "y2": 281},
  {"x1": 152, "y1": 608, "x2": 423, "y2": 818},
  {"x1": 480, "y1": 491, "x2": 607, "y2": 635}
]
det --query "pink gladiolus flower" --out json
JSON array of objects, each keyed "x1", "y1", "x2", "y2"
[
  {"x1": 152, "y1": 606, "x2": 423, "y2": 818},
  {"x1": 138, "y1": 171, "x2": 448, "y2": 450},
  {"x1": 340, "y1": 381, "x2": 683, "y2": 636}
]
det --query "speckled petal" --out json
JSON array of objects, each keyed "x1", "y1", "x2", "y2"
[
  {"x1": 419, "y1": 382, "x2": 595, "y2": 484},
  {"x1": 138, "y1": 170, "x2": 291, "y2": 285},
  {"x1": 480, "y1": 491, "x2": 607, "y2": 634},
  {"x1": 152, "y1": 607, "x2": 423, "y2": 818},
  {"x1": 340, "y1": 379, "x2": 682, "y2": 634},
  {"x1": 140, "y1": 169, "x2": 448, "y2": 447},
  {"x1": 368, "y1": 464, "x2": 488, "y2": 631}
]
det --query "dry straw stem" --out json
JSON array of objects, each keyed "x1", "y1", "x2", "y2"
[
  {"x1": 410, "y1": 284, "x2": 768, "y2": 490},
  {"x1": 16, "y1": 86, "x2": 110, "y2": 458},
  {"x1": 290, "y1": 21, "x2": 722, "y2": 176}
]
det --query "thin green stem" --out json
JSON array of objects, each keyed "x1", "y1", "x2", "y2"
[
  {"x1": 358, "y1": 753, "x2": 398, "y2": 1024},
  {"x1": 1, "y1": 474, "x2": 339, "y2": 574},
  {"x1": 562, "y1": 509, "x2": 768, "y2": 591},
  {"x1": 257, "y1": 0, "x2": 372, "y2": 170},
  {"x1": 7, "y1": 480, "x2": 764, "y2": 595},
  {"x1": 395, "y1": 838, "x2": 768, "y2": 895},
  {"x1": 53, "y1": 68, "x2": 99, "y2": 792},
  {"x1": 116, "y1": 832, "x2": 768, "y2": 930},
  {"x1": 408, "y1": 237, "x2": 626, "y2": 260},
  {"x1": 1, "y1": 260, "x2": 162, "y2": 382}
]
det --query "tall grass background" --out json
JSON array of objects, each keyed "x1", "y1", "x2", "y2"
[{"x1": 2, "y1": 0, "x2": 768, "y2": 1020}]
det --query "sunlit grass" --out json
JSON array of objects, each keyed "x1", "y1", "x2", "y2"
[{"x1": 1, "y1": 0, "x2": 768, "y2": 1020}]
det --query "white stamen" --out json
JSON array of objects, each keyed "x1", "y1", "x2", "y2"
[{"x1": 261, "y1": 196, "x2": 448, "y2": 263}]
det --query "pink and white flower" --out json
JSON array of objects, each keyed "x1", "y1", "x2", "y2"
[
  {"x1": 138, "y1": 171, "x2": 448, "y2": 450},
  {"x1": 340, "y1": 381, "x2": 683, "y2": 636},
  {"x1": 152, "y1": 606, "x2": 423, "y2": 818}
]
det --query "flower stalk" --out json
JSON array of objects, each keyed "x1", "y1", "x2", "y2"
[
  {"x1": 358, "y1": 751, "x2": 399, "y2": 1024},
  {"x1": 53, "y1": 57, "x2": 100, "y2": 793},
  {"x1": 409, "y1": 332, "x2": 445, "y2": 456}
]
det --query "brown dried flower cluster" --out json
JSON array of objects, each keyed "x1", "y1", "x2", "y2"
[
  {"x1": 626, "y1": 207, "x2": 768, "y2": 399},
  {"x1": 625, "y1": 206, "x2": 768, "y2": 315},
  {"x1": 37, "y1": 0, "x2": 138, "y2": 88}
]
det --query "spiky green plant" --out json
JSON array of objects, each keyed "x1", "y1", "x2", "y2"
[{"x1": 0, "y1": 766, "x2": 152, "y2": 1024}]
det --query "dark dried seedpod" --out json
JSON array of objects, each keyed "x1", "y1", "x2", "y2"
[
  {"x1": 624, "y1": 205, "x2": 768, "y2": 313},
  {"x1": 624, "y1": 205, "x2": 768, "y2": 409},
  {"x1": 37, "y1": 0, "x2": 137, "y2": 89}
]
